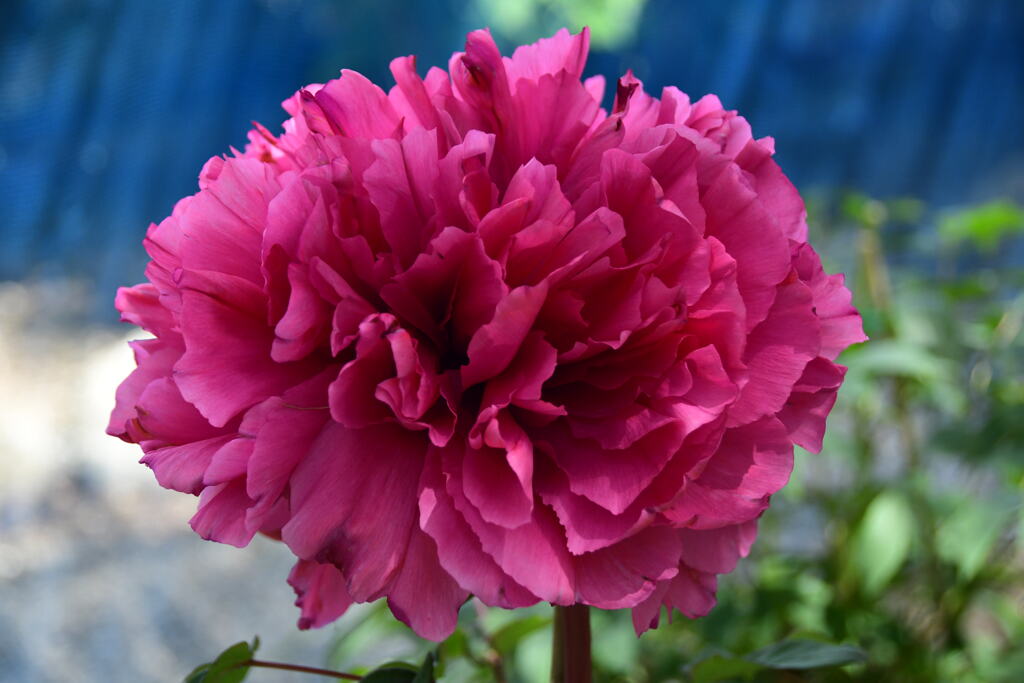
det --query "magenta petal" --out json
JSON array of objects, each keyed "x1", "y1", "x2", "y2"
[
  {"x1": 363, "y1": 128, "x2": 440, "y2": 268},
  {"x1": 328, "y1": 315, "x2": 397, "y2": 428},
  {"x1": 202, "y1": 438, "x2": 253, "y2": 486},
  {"x1": 134, "y1": 376, "x2": 225, "y2": 443},
  {"x1": 665, "y1": 418, "x2": 792, "y2": 529},
  {"x1": 190, "y1": 479, "x2": 256, "y2": 548},
  {"x1": 272, "y1": 263, "x2": 331, "y2": 362},
  {"x1": 141, "y1": 436, "x2": 232, "y2": 495},
  {"x1": 176, "y1": 290, "x2": 318, "y2": 428},
  {"x1": 777, "y1": 358, "x2": 846, "y2": 452},
  {"x1": 727, "y1": 281, "x2": 820, "y2": 426},
  {"x1": 314, "y1": 69, "x2": 400, "y2": 139},
  {"x1": 462, "y1": 436, "x2": 534, "y2": 529},
  {"x1": 543, "y1": 421, "x2": 687, "y2": 515},
  {"x1": 245, "y1": 370, "x2": 334, "y2": 526},
  {"x1": 575, "y1": 526, "x2": 681, "y2": 609},
  {"x1": 115, "y1": 283, "x2": 176, "y2": 337},
  {"x1": 632, "y1": 568, "x2": 718, "y2": 634},
  {"x1": 419, "y1": 450, "x2": 539, "y2": 608},
  {"x1": 462, "y1": 283, "x2": 549, "y2": 388},
  {"x1": 794, "y1": 243, "x2": 867, "y2": 359},
  {"x1": 539, "y1": 462, "x2": 648, "y2": 554},
  {"x1": 177, "y1": 178, "x2": 268, "y2": 286},
  {"x1": 701, "y1": 163, "x2": 792, "y2": 330},
  {"x1": 107, "y1": 338, "x2": 179, "y2": 439},
  {"x1": 389, "y1": 55, "x2": 443, "y2": 133},
  {"x1": 446, "y1": 447, "x2": 575, "y2": 604},
  {"x1": 678, "y1": 520, "x2": 759, "y2": 574},
  {"x1": 505, "y1": 27, "x2": 590, "y2": 82},
  {"x1": 289, "y1": 560, "x2": 354, "y2": 630},
  {"x1": 386, "y1": 528, "x2": 469, "y2": 642},
  {"x1": 282, "y1": 422, "x2": 425, "y2": 601}
]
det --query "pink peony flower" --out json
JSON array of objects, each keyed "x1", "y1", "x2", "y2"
[{"x1": 109, "y1": 28, "x2": 865, "y2": 640}]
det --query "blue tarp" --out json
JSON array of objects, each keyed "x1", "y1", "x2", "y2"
[{"x1": 2, "y1": 0, "x2": 1021, "y2": 318}]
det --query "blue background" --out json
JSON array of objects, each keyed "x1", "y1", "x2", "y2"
[{"x1": 2, "y1": 0, "x2": 1022, "y2": 317}]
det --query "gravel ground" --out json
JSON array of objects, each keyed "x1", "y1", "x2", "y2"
[{"x1": 0, "y1": 281, "x2": 341, "y2": 682}]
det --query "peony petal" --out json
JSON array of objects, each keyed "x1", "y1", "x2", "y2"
[
  {"x1": 282, "y1": 422, "x2": 426, "y2": 601},
  {"x1": 107, "y1": 338, "x2": 180, "y2": 439},
  {"x1": 115, "y1": 283, "x2": 176, "y2": 337},
  {"x1": 419, "y1": 449, "x2": 539, "y2": 608},
  {"x1": 386, "y1": 528, "x2": 468, "y2": 642},
  {"x1": 727, "y1": 281, "x2": 819, "y2": 426},
  {"x1": 363, "y1": 128, "x2": 441, "y2": 268},
  {"x1": 462, "y1": 282, "x2": 549, "y2": 388},
  {"x1": 777, "y1": 358, "x2": 846, "y2": 452},
  {"x1": 575, "y1": 526, "x2": 681, "y2": 608},
  {"x1": 190, "y1": 479, "x2": 256, "y2": 548},
  {"x1": 314, "y1": 69, "x2": 401, "y2": 139},
  {"x1": 176, "y1": 290, "x2": 319, "y2": 428},
  {"x1": 664, "y1": 417, "x2": 793, "y2": 529},
  {"x1": 678, "y1": 520, "x2": 759, "y2": 574},
  {"x1": 289, "y1": 560, "x2": 354, "y2": 630},
  {"x1": 632, "y1": 567, "x2": 718, "y2": 634}
]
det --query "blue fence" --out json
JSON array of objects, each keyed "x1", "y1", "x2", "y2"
[{"x1": 2, "y1": 0, "x2": 1021, "y2": 319}]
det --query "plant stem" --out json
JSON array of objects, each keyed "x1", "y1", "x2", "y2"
[
  {"x1": 550, "y1": 604, "x2": 592, "y2": 683},
  {"x1": 244, "y1": 659, "x2": 362, "y2": 680}
]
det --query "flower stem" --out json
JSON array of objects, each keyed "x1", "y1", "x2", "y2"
[
  {"x1": 550, "y1": 604, "x2": 592, "y2": 683},
  {"x1": 244, "y1": 659, "x2": 362, "y2": 680}
]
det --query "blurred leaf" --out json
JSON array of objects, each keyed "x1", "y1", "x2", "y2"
[
  {"x1": 477, "y1": 0, "x2": 647, "y2": 49},
  {"x1": 591, "y1": 609, "x2": 639, "y2": 674},
  {"x1": 939, "y1": 200, "x2": 1024, "y2": 251},
  {"x1": 841, "y1": 192, "x2": 887, "y2": 228},
  {"x1": 491, "y1": 614, "x2": 552, "y2": 654},
  {"x1": 438, "y1": 628, "x2": 469, "y2": 664},
  {"x1": 361, "y1": 662, "x2": 420, "y2": 683},
  {"x1": 745, "y1": 639, "x2": 867, "y2": 669},
  {"x1": 412, "y1": 652, "x2": 436, "y2": 683},
  {"x1": 941, "y1": 276, "x2": 996, "y2": 301},
  {"x1": 184, "y1": 638, "x2": 258, "y2": 683},
  {"x1": 851, "y1": 491, "x2": 915, "y2": 595},
  {"x1": 886, "y1": 198, "x2": 925, "y2": 224},
  {"x1": 690, "y1": 654, "x2": 759, "y2": 682},
  {"x1": 843, "y1": 340, "x2": 948, "y2": 383},
  {"x1": 936, "y1": 498, "x2": 1011, "y2": 580}
]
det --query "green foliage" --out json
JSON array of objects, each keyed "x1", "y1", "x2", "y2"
[
  {"x1": 476, "y1": 0, "x2": 648, "y2": 49},
  {"x1": 362, "y1": 653, "x2": 435, "y2": 683},
  {"x1": 939, "y1": 200, "x2": 1024, "y2": 251},
  {"x1": 850, "y1": 490, "x2": 915, "y2": 596},
  {"x1": 744, "y1": 639, "x2": 867, "y2": 670},
  {"x1": 490, "y1": 615, "x2": 551, "y2": 655},
  {"x1": 185, "y1": 638, "x2": 258, "y2": 683},
  {"x1": 688, "y1": 640, "x2": 866, "y2": 682}
]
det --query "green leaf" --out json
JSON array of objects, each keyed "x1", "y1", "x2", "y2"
[
  {"x1": 746, "y1": 639, "x2": 867, "y2": 669},
  {"x1": 840, "y1": 192, "x2": 887, "y2": 228},
  {"x1": 851, "y1": 490, "x2": 915, "y2": 595},
  {"x1": 361, "y1": 662, "x2": 419, "y2": 683},
  {"x1": 939, "y1": 200, "x2": 1024, "y2": 251},
  {"x1": 491, "y1": 614, "x2": 552, "y2": 654},
  {"x1": 184, "y1": 665, "x2": 212, "y2": 683},
  {"x1": 412, "y1": 651, "x2": 436, "y2": 683},
  {"x1": 843, "y1": 340, "x2": 950, "y2": 383},
  {"x1": 936, "y1": 498, "x2": 1011, "y2": 580},
  {"x1": 184, "y1": 638, "x2": 259, "y2": 683},
  {"x1": 690, "y1": 654, "x2": 760, "y2": 682},
  {"x1": 438, "y1": 628, "x2": 469, "y2": 663}
]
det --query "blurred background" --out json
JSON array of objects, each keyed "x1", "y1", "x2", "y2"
[{"x1": 1, "y1": 1, "x2": 1022, "y2": 681}]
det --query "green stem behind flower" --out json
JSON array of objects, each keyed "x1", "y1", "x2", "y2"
[
  {"x1": 551, "y1": 604, "x2": 592, "y2": 683},
  {"x1": 244, "y1": 659, "x2": 361, "y2": 679}
]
